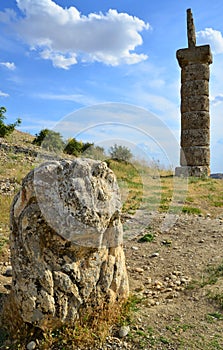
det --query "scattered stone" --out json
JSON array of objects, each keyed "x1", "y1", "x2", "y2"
[
  {"x1": 4, "y1": 266, "x2": 12, "y2": 277},
  {"x1": 134, "y1": 284, "x2": 144, "y2": 292},
  {"x1": 150, "y1": 252, "x2": 159, "y2": 258},
  {"x1": 27, "y1": 341, "x2": 36, "y2": 350},
  {"x1": 118, "y1": 325, "x2": 130, "y2": 338},
  {"x1": 134, "y1": 267, "x2": 144, "y2": 273}
]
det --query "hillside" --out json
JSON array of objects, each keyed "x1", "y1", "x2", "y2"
[{"x1": 0, "y1": 130, "x2": 223, "y2": 349}]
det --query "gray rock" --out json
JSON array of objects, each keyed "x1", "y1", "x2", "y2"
[
  {"x1": 4, "y1": 266, "x2": 12, "y2": 277},
  {"x1": 10, "y1": 158, "x2": 129, "y2": 328},
  {"x1": 27, "y1": 341, "x2": 36, "y2": 350},
  {"x1": 118, "y1": 325, "x2": 130, "y2": 338}
]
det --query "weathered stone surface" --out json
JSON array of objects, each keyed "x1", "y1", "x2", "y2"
[
  {"x1": 181, "y1": 95, "x2": 209, "y2": 113},
  {"x1": 180, "y1": 147, "x2": 210, "y2": 166},
  {"x1": 175, "y1": 9, "x2": 212, "y2": 177},
  {"x1": 177, "y1": 45, "x2": 212, "y2": 67},
  {"x1": 187, "y1": 8, "x2": 196, "y2": 48},
  {"x1": 181, "y1": 111, "x2": 210, "y2": 130},
  {"x1": 181, "y1": 129, "x2": 209, "y2": 147},
  {"x1": 10, "y1": 158, "x2": 129, "y2": 328},
  {"x1": 175, "y1": 166, "x2": 210, "y2": 177},
  {"x1": 181, "y1": 63, "x2": 210, "y2": 81},
  {"x1": 181, "y1": 80, "x2": 209, "y2": 97}
]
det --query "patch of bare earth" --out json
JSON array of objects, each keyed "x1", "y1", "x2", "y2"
[{"x1": 122, "y1": 211, "x2": 223, "y2": 349}]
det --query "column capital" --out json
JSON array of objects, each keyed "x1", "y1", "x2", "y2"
[{"x1": 176, "y1": 45, "x2": 212, "y2": 67}]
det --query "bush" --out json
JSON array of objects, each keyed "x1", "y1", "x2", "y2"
[
  {"x1": 0, "y1": 107, "x2": 21, "y2": 137},
  {"x1": 64, "y1": 138, "x2": 87, "y2": 156},
  {"x1": 83, "y1": 145, "x2": 105, "y2": 160},
  {"x1": 32, "y1": 129, "x2": 64, "y2": 152},
  {"x1": 108, "y1": 144, "x2": 132, "y2": 162},
  {"x1": 64, "y1": 138, "x2": 105, "y2": 158}
]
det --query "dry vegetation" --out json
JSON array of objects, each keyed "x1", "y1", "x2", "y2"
[{"x1": 0, "y1": 130, "x2": 223, "y2": 349}]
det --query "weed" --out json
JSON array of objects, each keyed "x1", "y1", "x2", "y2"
[
  {"x1": 209, "y1": 293, "x2": 223, "y2": 309},
  {"x1": 147, "y1": 326, "x2": 154, "y2": 335},
  {"x1": 213, "y1": 201, "x2": 223, "y2": 207},
  {"x1": 1, "y1": 296, "x2": 129, "y2": 350},
  {"x1": 179, "y1": 323, "x2": 194, "y2": 332},
  {"x1": 0, "y1": 236, "x2": 8, "y2": 253},
  {"x1": 159, "y1": 336, "x2": 170, "y2": 344},
  {"x1": 0, "y1": 195, "x2": 12, "y2": 225},
  {"x1": 138, "y1": 233, "x2": 154, "y2": 243},
  {"x1": 201, "y1": 262, "x2": 223, "y2": 287},
  {"x1": 123, "y1": 294, "x2": 143, "y2": 314},
  {"x1": 189, "y1": 177, "x2": 201, "y2": 184},
  {"x1": 136, "y1": 330, "x2": 147, "y2": 337},
  {"x1": 186, "y1": 196, "x2": 194, "y2": 203},
  {"x1": 182, "y1": 206, "x2": 201, "y2": 215},
  {"x1": 207, "y1": 312, "x2": 223, "y2": 320}
]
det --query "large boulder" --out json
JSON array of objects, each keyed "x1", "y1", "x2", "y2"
[{"x1": 10, "y1": 158, "x2": 129, "y2": 328}]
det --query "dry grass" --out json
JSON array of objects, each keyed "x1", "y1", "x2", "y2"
[
  {"x1": 108, "y1": 160, "x2": 223, "y2": 218},
  {"x1": 1, "y1": 296, "x2": 128, "y2": 350},
  {"x1": 0, "y1": 195, "x2": 12, "y2": 254}
]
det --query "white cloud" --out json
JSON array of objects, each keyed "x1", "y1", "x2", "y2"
[
  {"x1": 210, "y1": 93, "x2": 223, "y2": 106},
  {"x1": 38, "y1": 92, "x2": 99, "y2": 106},
  {"x1": 40, "y1": 50, "x2": 77, "y2": 70},
  {"x1": 0, "y1": 61, "x2": 16, "y2": 70},
  {"x1": 0, "y1": 90, "x2": 9, "y2": 97},
  {"x1": 11, "y1": 0, "x2": 149, "y2": 69},
  {"x1": 197, "y1": 28, "x2": 223, "y2": 54}
]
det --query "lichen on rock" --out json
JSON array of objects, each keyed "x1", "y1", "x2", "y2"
[{"x1": 10, "y1": 158, "x2": 129, "y2": 328}]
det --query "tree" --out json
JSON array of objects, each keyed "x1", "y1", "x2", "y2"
[
  {"x1": 32, "y1": 129, "x2": 64, "y2": 152},
  {"x1": 0, "y1": 106, "x2": 21, "y2": 137},
  {"x1": 108, "y1": 144, "x2": 133, "y2": 162},
  {"x1": 83, "y1": 145, "x2": 105, "y2": 160}
]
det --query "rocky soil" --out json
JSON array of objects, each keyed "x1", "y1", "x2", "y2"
[
  {"x1": 0, "y1": 132, "x2": 223, "y2": 349},
  {"x1": 1, "y1": 210, "x2": 223, "y2": 349}
]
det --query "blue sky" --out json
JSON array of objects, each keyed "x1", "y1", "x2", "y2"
[{"x1": 0, "y1": 0, "x2": 223, "y2": 172}]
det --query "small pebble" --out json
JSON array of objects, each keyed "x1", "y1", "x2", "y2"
[
  {"x1": 150, "y1": 252, "x2": 159, "y2": 258},
  {"x1": 4, "y1": 266, "x2": 12, "y2": 277},
  {"x1": 118, "y1": 325, "x2": 130, "y2": 338},
  {"x1": 134, "y1": 267, "x2": 144, "y2": 273},
  {"x1": 27, "y1": 341, "x2": 36, "y2": 350}
]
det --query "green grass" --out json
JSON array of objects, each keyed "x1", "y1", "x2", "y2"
[
  {"x1": 207, "y1": 312, "x2": 223, "y2": 320},
  {"x1": 138, "y1": 233, "x2": 154, "y2": 243},
  {"x1": 182, "y1": 206, "x2": 201, "y2": 215}
]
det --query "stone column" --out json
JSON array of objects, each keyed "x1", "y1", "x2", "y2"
[{"x1": 175, "y1": 9, "x2": 212, "y2": 177}]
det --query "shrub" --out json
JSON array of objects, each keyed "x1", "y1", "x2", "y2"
[
  {"x1": 64, "y1": 138, "x2": 87, "y2": 156},
  {"x1": 0, "y1": 106, "x2": 21, "y2": 137},
  {"x1": 83, "y1": 145, "x2": 105, "y2": 160},
  {"x1": 108, "y1": 144, "x2": 132, "y2": 162},
  {"x1": 32, "y1": 129, "x2": 65, "y2": 152},
  {"x1": 64, "y1": 138, "x2": 105, "y2": 159}
]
